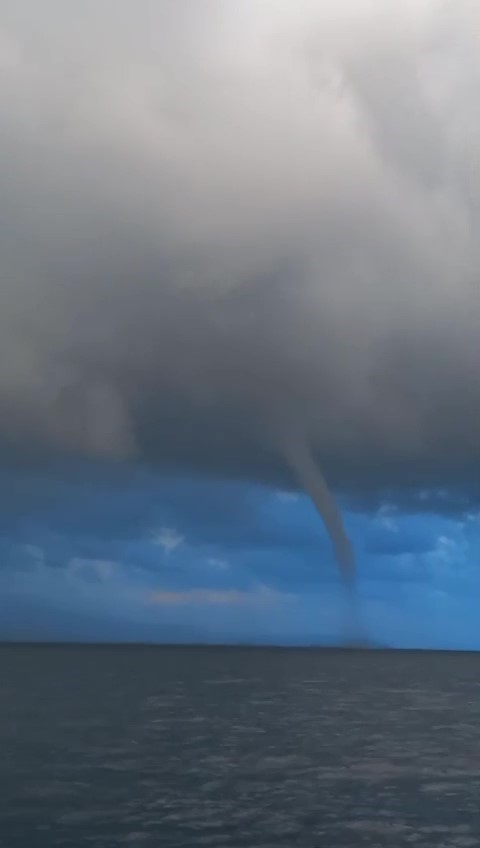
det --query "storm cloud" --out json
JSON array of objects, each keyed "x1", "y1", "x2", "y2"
[{"x1": 1, "y1": 0, "x2": 480, "y2": 504}]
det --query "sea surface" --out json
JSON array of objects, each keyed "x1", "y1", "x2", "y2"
[{"x1": 1, "y1": 645, "x2": 480, "y2": 847}]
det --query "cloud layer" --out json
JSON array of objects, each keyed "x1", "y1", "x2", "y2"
[{"x1": 1, "y1": 0, "x2": 480, "y2": 500}]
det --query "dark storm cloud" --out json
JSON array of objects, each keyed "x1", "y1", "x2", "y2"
[{"x1": 1, "y1": 0, "x2": 480, "y2": 510}]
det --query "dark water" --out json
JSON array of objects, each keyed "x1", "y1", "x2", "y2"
[{"x1": 1, "y1": 646, "x2": 480, "y2": 847}]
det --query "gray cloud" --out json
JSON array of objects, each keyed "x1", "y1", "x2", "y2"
[{"x1": 0, "y1": 0, "x2": 480, "y2": 503}]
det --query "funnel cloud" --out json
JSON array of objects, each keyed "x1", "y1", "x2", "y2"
[
  {"x1": 287, "y1": 444, "x2": 355, "y2": 585},
  {"x1": 0, "y1": 1, "x2": 480, "y2": 563},
  {"x1": 277, "y1": 431, "x2": 355, "y2": 583}
]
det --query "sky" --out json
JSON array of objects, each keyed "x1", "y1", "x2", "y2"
[
  {"x1": 1, "y1": 0, "x2": 480, "y2": 647},
  {"x1": 1, "y1": 464, "x2": 480, "y2": 649}
]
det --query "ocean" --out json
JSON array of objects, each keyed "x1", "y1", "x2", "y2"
[{"x1": 1, "y1": 645, "x2": 480, "y2": 847}]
